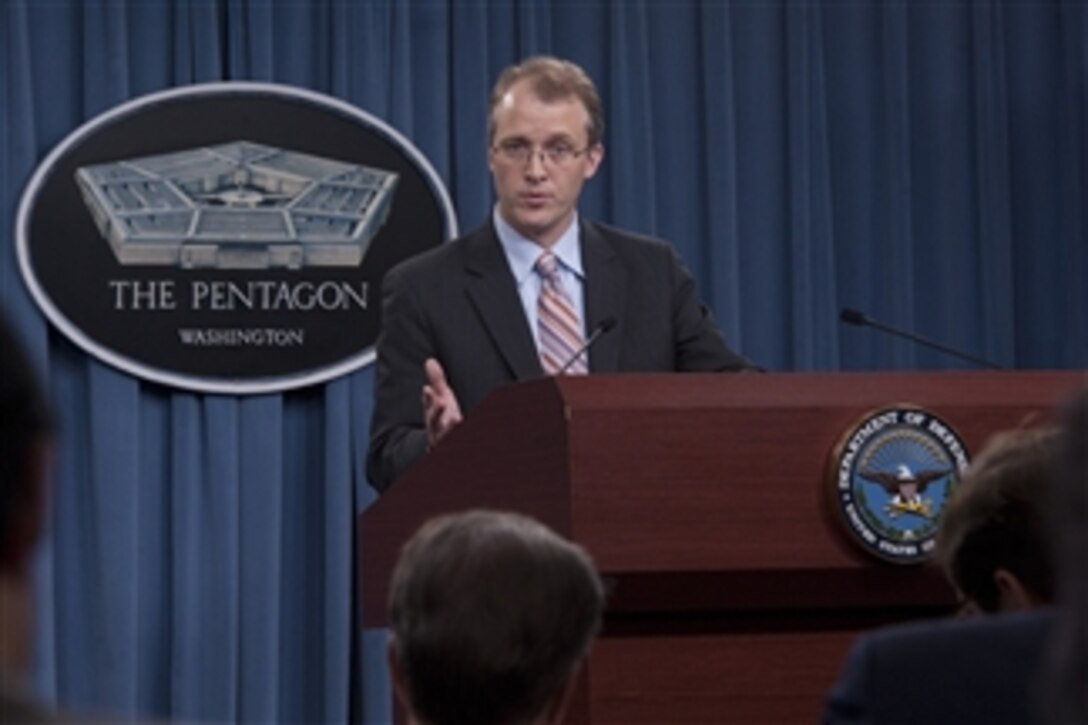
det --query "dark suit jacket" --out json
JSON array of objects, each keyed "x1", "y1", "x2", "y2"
[
  {"x1": 823, "y1": 611, "x2": 1053, "y2": 725},
  {"x1": 365, "y1": 218, "x2": 754, "y2": 491}
]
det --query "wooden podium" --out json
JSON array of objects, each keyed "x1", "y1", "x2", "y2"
[{"x1": 358, "y1": 370, "x2": 1083, "y2": 724}]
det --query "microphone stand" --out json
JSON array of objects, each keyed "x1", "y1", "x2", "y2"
[
  {"x1": 556, "y1": 317, "x2": 617, "y2": 375},
  {"x1": 840, "y1": 308, "x2": 1005, "y2": 370}
]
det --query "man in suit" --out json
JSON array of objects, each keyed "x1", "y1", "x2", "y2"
[
  {"x1": 367, "y1": 55, "x2": 754, "y2": 492},
  {"x1": 387, "y1": 509, "x2": 605, "y2": 725},
  {"x1": 0, "y1": 313, "x2": 56, "y2": 722}
]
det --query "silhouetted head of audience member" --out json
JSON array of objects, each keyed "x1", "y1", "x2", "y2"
[
  {"x1": 387, "y1": 510, "x2": 605, "y2": 725},
  {"x1": 0, "y1": 314, "x2": 53, "y2": 684},
  {"x1": 934, "y1": 426, "x2": 1059, "y2": 614}
]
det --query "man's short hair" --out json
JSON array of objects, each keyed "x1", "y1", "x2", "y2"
[
  {"x1": 0, "y1": 314, "x2": 53, "y2": 568},
  {"x1": 934, "y1": 427, "x2": 1059, "y2": 611},
  {"x1": 488, "y1": 55, "x2": 605, "y2": 148},
  {"x1": 388, "y1": 509, "x2": 605, "y2": 725}
]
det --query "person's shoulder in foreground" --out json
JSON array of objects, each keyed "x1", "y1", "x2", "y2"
[{"x1": 823, "y1": 609, "x2": 1053, "y2": 725}]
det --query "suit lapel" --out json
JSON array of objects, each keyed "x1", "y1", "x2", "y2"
[
  {"x1": 464, "y1": 225, "x2": 543, "y2": 380},
  {"x1": 581, "y1": 221, "x2": 626, "y2": 373}
]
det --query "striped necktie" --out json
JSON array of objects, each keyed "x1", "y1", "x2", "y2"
[{"x1": 535, "y1": 251, "x2": 587, "y2": 375}]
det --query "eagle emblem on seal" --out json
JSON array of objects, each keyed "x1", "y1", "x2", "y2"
[{"x1": 858, "y1": 464, "x2": 952, "y2": 519}]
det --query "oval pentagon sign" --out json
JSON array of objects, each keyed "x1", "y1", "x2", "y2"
[{"x1": 17, "y1": 82, "x2": 456, "y2": 394}]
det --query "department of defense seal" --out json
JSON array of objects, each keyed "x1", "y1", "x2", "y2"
[{"x1": 827, "y1": 406, "x2": 970, "y2": 564}]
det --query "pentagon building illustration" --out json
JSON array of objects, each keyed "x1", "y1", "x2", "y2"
[{"x1": 75, "y1": 141, "x2": 399, "y2": 269}]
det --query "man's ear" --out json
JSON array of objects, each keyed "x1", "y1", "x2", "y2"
[
  {"x1": 993, "y1": 568, "x2": 1039, "y2": 612},
  {"x1": 542, "y1": 658, "x2": 587, "y2": 724},
  {"x1": 387, "y1": 636, "x2": 412, "y2": 712},
  {"x1": 0, "y1": 440, "x2": 50, "y2": 577},
  {"x1": 583, "y1": 144, "x2": 604, "y2": 180}
]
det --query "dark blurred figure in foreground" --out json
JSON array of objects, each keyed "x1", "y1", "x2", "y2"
[
  {"x1": 1040, "y1": 389, "x2": 1087, "y2": 724},
  {"x1": 0, "y1": 313, "x2": 55, "y2": 722},
  {"x1": 823, "y1": 395, "x2": 1088, "y2": 725},
  {"x1": 386, "y1": 509, "x2": 605, "y2": 725}
]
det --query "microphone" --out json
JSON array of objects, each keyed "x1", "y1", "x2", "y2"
[
  {"x1": 556, "y1": 316, "x2": 617, "y2": 375},
  {"x1": 840, "y1": 307, "x2": 1005, "y2": 369}
]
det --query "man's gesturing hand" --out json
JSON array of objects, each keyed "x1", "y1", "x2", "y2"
[{"x1": 421, "y1": 358, "x2": 463, "y2": 449}]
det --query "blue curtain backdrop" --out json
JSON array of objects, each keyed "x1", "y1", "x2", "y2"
[{"x1": 1, "y1": 1, "x2": 1084, "y2": 722}]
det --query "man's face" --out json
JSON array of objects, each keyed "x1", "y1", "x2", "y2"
[{"x1": 489, "y1": 79, "x2": 603, "y2": 248}]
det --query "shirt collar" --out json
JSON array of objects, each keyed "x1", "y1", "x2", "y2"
[{"x1": 493, "y1": 207, "x2": 584, "y2": 284}]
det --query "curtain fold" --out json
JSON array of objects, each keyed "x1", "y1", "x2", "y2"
[
  {"x1": 970, "y1": 2, "x2": 1017, "y2": 367},
  {"x1": 698, "y1": 3, "x2": 745, "y2": 346},
  {"x1": 0, "y1": 2, "x2": 1083, "y2": 723}
]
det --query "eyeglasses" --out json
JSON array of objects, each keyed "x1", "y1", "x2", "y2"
[{"x1": 493, "y1": 139, "x2": 591, "y2": 166}]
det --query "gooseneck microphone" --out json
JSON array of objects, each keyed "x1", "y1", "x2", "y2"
[
  {"x1": 840, "y1": 307, "x2": 1005, "y2": 370},
  {"x1": 556, "y1": 316, "x2": 617, "y2": 375}
]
